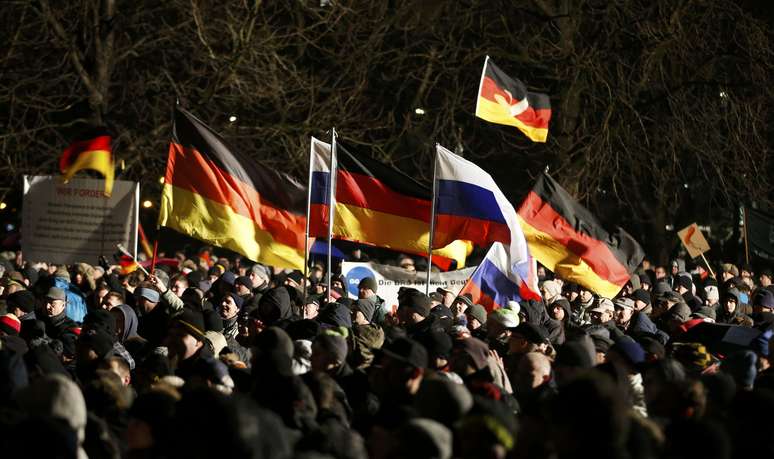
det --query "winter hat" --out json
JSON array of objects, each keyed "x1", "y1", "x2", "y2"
[
  {"x1": 639, "y1": 273, "x2": 652, "y2": 287},
  {"x1": 610, "y1": 338, "x2": 646, "y2": 367},
  {"x1": 631, "y1": 289, "x2": 651, "y2": 306},
  {"x1": 135, "y1": 287, "x2": 160, "y2": 303},
  {"x1": 613, "y1": 297, "x2": 636, "y2": 310},
  {"x1": 205, "y1": 331, "x2": 228, "y2": 357},
  {"x1": 21, "y1": 267, "x2": 39, "y2": 286},
  {"x1": 353, "y1": 298, "x2": 377, "y2": 323},
  {"x1": 226, "y1": 292, "x2": 245, "y2": 310},
  {"x1": 317, "y1": 302, "x2": 352, "y2": 329},
  {"x1": 671, "y1": 343, "x2": 713, "y2": 374},
  {"x1": 489, "y1": 308, "x2": 520, "y2": 329},
  {"x1": 315, "y1": 332, "x2": 348, "y2": 365},
  {"x1": 358, "y1": 277, "x2": 378, "y2": 292},
  {"x1": 704, "y1": 285, "x2": 720, "y2": 302},
  {"x1": 7, "y1": 290, "x2": 36, "y2": 314},
  {"x1": 393, "y1": 418, "x2": 452, "y2": 459},
  {"x1": 53, "y1": 266, "x2": 71, "y2": 281},
  {"x1": 234, "y1": 276, "x2": 253, "y2": 290},
  {"x1": 78, "y1": 329, "x2": 114, "y2": 359},
  {"x1": 541, "y1": 280, "x2": 561, "y2": 302},
  {"x1": 174, "y1": 309, "x2": 207, "y2": 342},
  {"x1": 414, "y1": 378, "x2": 473, "y2": 426},
  {"x1": 692, "y1": 306, "x2": 717, "y2": 321},
  {"x1": 82, "y1": 309, "x2": 117, "y2": 340},
  {"x1": 512, "y1": 322, "x2": 549, "y2": 344},
  {"x1": 400, "y1": 290, "x2": 432, "y2": 318},
  {"x1": 257, "y1": 287, "x2": 292, "y2": 325},
  {"x1": 753, "y1": 289, "x2": 774, "y2": 309},
  {"x1": 589, "y1": 298, "x2": 614, "y2": 314},
  {"x1": 220, "y1": 271, "x2": 236, "y2": 286},
  {"x1": 721, "y1": 263, "x2": 739, "y2": 277},
  {"x1": 0, "y1": 314, "x2": 21, "y2": 335},
  {"x1": 16, "y1": 373, "x2": 87, "y2": 448},
  {"x1": 454, "y1": 295, "x2": 474, "y2": 309},
  {"x1": 652, "y1": 282, "x2": 672, "y2": 298},
  {"x1": 46, "y1": 287, "x2": 66, "y2": 302},
  {"x1": 466, "y1": 304, "x2": 487, "y2": 325},
  {"x1": 455, "y1": 337, "x2": 489, "y2": 371},
  {"x1": 555, "y1": 338, "x2": 596, "y2": 369},
  {"x1": 380, "y1": 337, "x2": 428, "y2": 369},
  {"x1": 676, "y1": 275, "x2": 693, "y2": 291},
  {"x1": 416, "y1": 329, "x2": 453, "y2": 360}
]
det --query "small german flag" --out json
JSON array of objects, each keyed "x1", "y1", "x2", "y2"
[
  {"x1": 517, "y1": 172, "x2": 644, "y2": 298},
  {"x1": 475, "y1": 56, "x2": 551, "y2": 143},
  {"x1": 60, "y1": 131, "x2": 115, "y2": 195}
]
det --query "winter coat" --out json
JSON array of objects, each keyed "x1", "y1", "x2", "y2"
[{"x1": 53, "y1": 277, "x2": 87, "y2": 323}]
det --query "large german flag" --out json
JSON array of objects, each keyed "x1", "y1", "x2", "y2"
[
  {"x1": 60, "y1": 130, "x2": 115, "y2": 195},
  {"x1": 517, "y1": 172, "x2": 644, "y2": 298},
  {"x1": 158, "y1": 107, "x2": 307, "y2": 270},
  {"x1": 310, "y1": 140, "x2": 471, "y2": 269},
  {"x1": 475, "y1": 56, "x2": 551, "y2": 143}
]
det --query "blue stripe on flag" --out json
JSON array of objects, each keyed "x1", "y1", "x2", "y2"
[
  {"x1": 473, "y1": 258, "x2": 521, "y2": 307},
  {"x1": 436, "y1": 179, "x2": 507, "y2": 224},
  {"x1": 311, "y1": 171, "x2": 331, "y2": 205}
]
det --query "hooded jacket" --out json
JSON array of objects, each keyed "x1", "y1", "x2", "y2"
[
  {"x1": 258, "y1": 287, "x2": 293, "y2": 326},
  {"x1": 114, "y1": 304, "x2": 139, "y2": 343}
]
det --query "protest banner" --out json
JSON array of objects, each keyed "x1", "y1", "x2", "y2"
[
  {"x1": 342, "y1": 261, "x2": 475, "y2": 311},
  {"x1": 22, "y1": 175, "x2": 139, "y2": 265}
]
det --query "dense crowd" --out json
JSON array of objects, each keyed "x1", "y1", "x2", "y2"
[{"x1": 0, "y1": 247, "x2": 773, "y2": 458}]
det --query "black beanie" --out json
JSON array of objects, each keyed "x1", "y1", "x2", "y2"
[
  {"x1": 358, "y1": 277, "x2": 378, "y2": 293},
  {"x1": 82, "y1": 309, "x2": 117, "y2": 342},
  {"x1": 7, "y1": 290, "x2": 36, "y2": 314}
]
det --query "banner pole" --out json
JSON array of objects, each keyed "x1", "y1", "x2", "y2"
[
  {"x1": 742, "y1": 206, "x2": 750, "y2": 266},
  {"x1": 700, "y1": 252, "x2": 715, "y2": 279},
  {"x1": 426, "y1": 144, "x2": 439, "y2": 295},
  {"x1": 150, "y1": 239, "x2": 159, "y2": 275},
  {"x1": 302, "y1": 138, "x2": 314, "y2": 300},
  {"x1": 327, "y1": 129, "x2": 338, "y2": 298}
]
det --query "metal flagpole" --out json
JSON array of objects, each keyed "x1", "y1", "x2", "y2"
[
  {"x1": 327, "y1": 129, "x2": 338, "y2": 297},
  {"x1": 302, "y1": 137, "x2": 315, "y2": 300},
  {"x1": 426, "y1": 144, "x2": 439, "y2": 295}
]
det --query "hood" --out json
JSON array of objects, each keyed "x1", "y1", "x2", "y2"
[
  {"x1": 115, "y1": 304, "x2": 139, "y2": 342},
  {"x1": 257, "y1": 287, "x2": 293, "y2": 325}
]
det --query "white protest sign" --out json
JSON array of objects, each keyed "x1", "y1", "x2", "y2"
[
  {"x1": 341, "y1": 261, "x2": 476, "y2": 311},
  {"x1": 22, "y1": 175, "x2": 139, "y2": 265}
]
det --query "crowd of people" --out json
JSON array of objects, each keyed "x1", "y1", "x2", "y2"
[{"x1": 0, "y1": 246, "x2": 773, "y2": 458}]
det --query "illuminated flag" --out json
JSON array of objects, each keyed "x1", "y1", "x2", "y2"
[
  {"x1": 517, "y1": 172, "x2": 645, "y2": 298},
  {"x1": 60, "y1": 130, "x2": 114, "y2": 195},
  {"x1": 159, "y1": 106, "x2": 307, "y2": 270},
  {"x1": 475, "y1": 56, "x2": 551, "y2": 142}
]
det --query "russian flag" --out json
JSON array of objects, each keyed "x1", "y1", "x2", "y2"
[
  {"x1": 460, "y1": 242, "x2": 541, "y2": 312},
  {"x1": 308, "y1": 137, "x2": 334, "y2": 238},
  {"x1": 432, "y1": 144, "x2": 535, "y2": 285}
]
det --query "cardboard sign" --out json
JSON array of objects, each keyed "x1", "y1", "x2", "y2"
[
  {"x1": 22, "y1": 175, "x2": 139, "y2": 265},
  {"x1": 678, "y1": 223, "x2": 710, "y2": 258},
  {"x1": 341, "y1": 261, "x2": 475, "y2": 312}
]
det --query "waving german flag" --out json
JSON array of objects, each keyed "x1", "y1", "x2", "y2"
[
  {"x1": 158, "y1": 106, "x2": 307, "y2": 270},
  {"x1": 60, "y1": 130, "x2": 114, "y2": 195},
  {"x1": 517, "y1": 172, "x2": 644, "y2": 298},
  {"x1": 475, "y1": 56, "x2": 551, "y2": 143}
]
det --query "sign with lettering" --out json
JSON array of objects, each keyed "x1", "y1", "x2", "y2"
[{"x1": 22, "y1": 176, "x2": 139, "y2": 265}]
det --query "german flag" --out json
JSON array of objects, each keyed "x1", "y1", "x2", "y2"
[
  {"x1": 158, "y1": 106, "x2": 307, "y2": 270},
  {"x1": 60, "y1": 130, "x2": 115, "y2": 195},
  {"x1": 517, "y1": 172, "x2": 644, "y2": 298},
  {"x1": 475, "y1": 56, "x2": 551, "y2": 143},
  {"x1": 310, "y1": 139, "x2": 471, "y2": 270}
]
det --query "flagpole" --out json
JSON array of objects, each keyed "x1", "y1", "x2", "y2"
[
  {"x1": 426, "y1": 144, "x2": 439, "y2": 295},
  {"x1": 742, "y1": 205, "x2": 750, "y2": 265},
  {"x1": 303, "y1": 137, "x2": 314, "y2": 300},
  {"x1": 327, "y1": 129, "x2": 338, "y2": 298}
]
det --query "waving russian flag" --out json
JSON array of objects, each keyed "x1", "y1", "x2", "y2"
[
  {"x1": 432, "y1": 144, "x2": 540, "y2": 302},
  {"x1": 308, "y1": 137, "x2": 334, "y2": 238},
  {"x1": 460, "y1": 242, "x2": 540, "y2": 312}
]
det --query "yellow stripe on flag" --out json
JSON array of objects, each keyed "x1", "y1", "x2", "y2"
[
  {"x1": 476, "y1": 98, "x2": 548, "y2": 143},
  {"x1": 62, "y1": 149, "x2": 115, "y2": 195},
  {"x1": 159, "y1": 184, "x2": 305, "y2": 270}
]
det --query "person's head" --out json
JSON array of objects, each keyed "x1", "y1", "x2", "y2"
[
  {"x1": 563, "y1": 283, "x2": 580, "y2": 303},
  {"x1": 101, "y1": 291, "x2": 124, "y2": 310},
  {"x1": 100, "y1": 356, "x2": 131, "y2": 386},
  {"x1": 752, "y1": 289, "x2": 774, "y2": 314},
  {"x1": 352, "y1": 298, "x2": 376, "y2": 325},
  {"x1": 465, "y1": 304, "x2": 487, "y2": 331},
  {"x1": 759, "y1": 269, "x2": 773, "y2": 287},
  {"x1": 613, "y1": 298, "x2": 636, "y2": 326},
  {"x1": 540, "y1": 280, "x2": 561, "y2": 304},
  {"x1": 219, "y1": 293, "x2": 243, "y2": 321},
  {"x1": 704, "y1": 285, "x2": 720, "y2": 306},
  {"x1": 234, "y1": 276, "x2": 253, "y2": 296},
  {"x1": 165, "y1": 311, "x2": 207, "y2": 364},
  {"x1": 486, "y1": 307, "x2": 520, "y2": 342},
  {"x1": 550, "y1": 299, "x2": 570, "y2": 322},
  {"x1": 579, "y1": 287, "x2": 594, "y2": 303},
  {"x1": 302, "y1": 297, "x2": 320, "y2": 320},
  {"x1": 631, "y1": 289, "x2": 651, "y2": 311},
  {"x1": 357, "y1": 277, "x2": 377, "y2": 299},
  {"x1": 311, "y1": 332, "x2": 348, "y2": 373},
  {"x1": 397, "y1": 291, "x2": 431, "y2": 326},
  {"x1": 436, "y1": 287, "x2": 455, "y2": 307},
  {"x1": 170, "y1": 275, "x2": 189, "y2": 298},
  {"x1": 398, "y1": 257, "x2": 416, "y2": 272},
  {"x1": 371, "y1": 338, "x2": 427, "y2": 401},
  {"x1": 135, "y1": 287, "x2": 160, "y2": 314},
  {"x1": 7, "y1": 290, "x2": 36, "y2": 318},
  {"x1": 721, "y1": 263, "x2": 738, "y2": 282},
  {"x1": 508, "y1": 323, "x2": 549, "y2": 355},
  {"x1": 248, "y1": 264, "x2": 269, "y2": 289},
  {"x1": 45, "y1": 287, "x2": 67, "y2": 317},
  {"x1": 589, "y1": 298, "x2": 614, "y2": 325},
  {"x1": 514, "y1": 352, "x2": 552, "y2": 395},
  {"x1": 452, "y1": 295, "x2": 473, "y2": 317}
]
